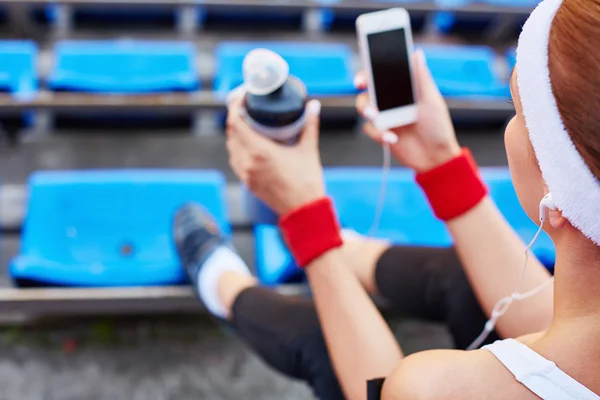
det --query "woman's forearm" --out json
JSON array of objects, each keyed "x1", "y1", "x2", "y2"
[
  {"x1": 447, "y1": 197, "x2": 554, "y2": 338},
  {"x1": 306, "y1": 248, "x2": 402, "y2": 400}
]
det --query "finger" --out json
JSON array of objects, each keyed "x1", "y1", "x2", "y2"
[
  {"x1": 226, "y1": 102, "x2": 274, "y2": 149},
  {"x1": 227, "y1": 84, "x2": 247, "y2": 104},
  {"x1": 355, "y1": 93, "x2": 378, "y2": 122},
  {"x1": 363, "y1": 122, "x2": 400, "y2": 147},
  {"x1": 413, "y1": 48, "x2": 443, "y2": 102},
  {"x1": 230, "y1": 155, "x2": 248, "y2": 182},
  {"x1": 353, "y1": 71, "x2": 367, "y2": 91},
  {"x1": 226, "y1": 137, "x2": 249, "y2": 182},
  {"x1": 231, "y1": 115, "x2": 278, "y2": 153},
  {"x1": 362, "y1": 122, "x2": 384, "y2": 145},
  {"x1": 226, "y1": 96, "x2": 245, "y2": 134},
  {"x1": 299, "y1": 99, "x2": 322, "y2": 149}
]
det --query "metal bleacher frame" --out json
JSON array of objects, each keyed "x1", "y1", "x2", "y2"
[{"x1": 0, "y1": 0, "x2": 533, "y2": 320}]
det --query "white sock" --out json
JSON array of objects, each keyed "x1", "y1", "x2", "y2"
[
  {"x1": 341, "y1": 229, "x2": 365, "y2": 242},
  {"x1": 196, "y1": 246, "x2": 251, "y2": 318}
]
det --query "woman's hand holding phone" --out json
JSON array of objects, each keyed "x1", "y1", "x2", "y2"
[{"x1": 356, "y1": 49, "x2": 461, "y2": 173}]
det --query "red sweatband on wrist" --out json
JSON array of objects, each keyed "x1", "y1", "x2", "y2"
[
  {"x1": 279, "y1": 197, "x2": 343, "y2": 268},
  {"x1": 416, "y1": 148, "x2": 487, "y2": 221}
]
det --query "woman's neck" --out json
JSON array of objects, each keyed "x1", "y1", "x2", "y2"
[
  {"x1": 531, "y1": 237, "x2": 600, "y2": 393},
  {"x1": 551, "y1": 237, "x2": 600, "y2": 333}
]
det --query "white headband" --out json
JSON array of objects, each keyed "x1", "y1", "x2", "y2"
[{"x1": 517, "y1": 0, "x2": 600, "y2": 246}]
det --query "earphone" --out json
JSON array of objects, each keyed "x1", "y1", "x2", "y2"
[
  {"x1": 467, "y1": 193, "x2": 556, "y2": 350},
  {"x1": 539, "y1": 193, "x2": 557, "y2": 224}
]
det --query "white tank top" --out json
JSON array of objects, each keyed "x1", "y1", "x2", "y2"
[{"x1": 483, "y1": 339, "x2": 599, "y2": 400}]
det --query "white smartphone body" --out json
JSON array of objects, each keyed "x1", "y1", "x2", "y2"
[{"x1": 356, "y1": 8, "x2": 418, "y2": 130}]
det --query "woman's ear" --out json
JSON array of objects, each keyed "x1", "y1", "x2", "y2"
[{"x1": 549, "y1": 209, "x2": 567, "y2": 229}]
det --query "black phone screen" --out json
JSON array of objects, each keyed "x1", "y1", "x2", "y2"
[{"x1": 367, "y1": 28, "x2": 415, "y2": 111}]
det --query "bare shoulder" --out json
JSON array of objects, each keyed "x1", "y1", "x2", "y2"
[{"x1": 381, "y1": 349, "x2": 538, "y2": 400}]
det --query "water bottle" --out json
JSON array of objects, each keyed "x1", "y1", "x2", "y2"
[
  {"x1": 242, "y1": 48, "x2": 308, "y2": 144},
  {"x1": 239, "y1": 49, "x2": 308, "y2": 223}
]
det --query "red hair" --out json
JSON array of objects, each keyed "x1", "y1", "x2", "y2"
[{"x1": 548, "y1": 0, "x2": 600, "y2": 179}]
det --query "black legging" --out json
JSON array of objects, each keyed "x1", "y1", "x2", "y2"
[{"x1": 230, "y1": 246, "x2": 500, "y2": 400}]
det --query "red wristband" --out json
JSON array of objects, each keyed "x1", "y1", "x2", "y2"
[
  {"x1": 416, "y1": 148, "x2": 487, "y2": 221},
  {"x1": 279, "y1": 197, "x2": 343, "y2": 268}
]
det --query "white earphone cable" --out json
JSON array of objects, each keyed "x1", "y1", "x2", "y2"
[
  {"x1": 360, "y1": 133, "x2": 554, "y2": 351},
  {"x1": 362, "y1": 127, "x2": 554, "y2": 351},
  {"x1": 467, "y1": 222, "x2": 554, "y2": 350},
  {"x1": 367, "y1": 142, "x2": 392, "y2": 237}
]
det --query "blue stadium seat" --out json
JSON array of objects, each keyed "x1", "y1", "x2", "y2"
[
  {"x1": 203, "y1": 7, "x2": 333, "y2": 31},
  {"x1": 434, "y1": 0, "x2": 471, "y2": 6},
  {"x1": 0, "y1": 176, "x2": 2, "y2": 267},
  {"x1": 434, "y1": 0, "x2": 538, "y2": 8},
  {"x1": 214, "y1": 42, "x2": 356, "y2": 98},
  {"x1": 506, "y1": 48, "x2": 517, "y2": 72},
  {"x1": 255, "y1": 167, "x2": 555, "y2": 285},
  {"x1": 479, "y1": 0, "x2": 540, "y2": 6},
  {"x1": 203, "y1": 0, "x2": 344, "y2": 31},
  {"x1": 255, "y1": 168, "x2": 451, "y2": 285},
  {"x1": 48, "y1": 40, "x2": 199, "y2": 93},
  {"x1": 432, "y1": 0, "x2": 536, "y2": 36},
  {"x1": 45, "y1": 5, "x2": 176, "y2": 25},
  {"x1": 326, "y1": 168, "x2": 450, "y2": 244},
  {"x1": 10, "y1": 170, "x2": 229, "y2": 287},
  {"x1": 0, "y1": 41, "x2": 38, "y2": 100},
  {"x1": 325, "y1": 0, "x2": 428, "y2": 32},
  {"x1": 255, "y1": 225, "x2": 298, "y2": 285},
  {"x1": 203, "y1": 9, "x2": 302, "y2": 24},
  {"x1": 484, "y1": 168, "x2": 555, "y2": 267},
  {"x1": 244, "y1": 189, "x2": 279, "y2": 226},
  {"x1": 421, "y1": 44, "x2": 510, "y2": 98}
]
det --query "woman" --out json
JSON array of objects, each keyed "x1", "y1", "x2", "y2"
[{"x1": 174, "y1": 0, "x2": 600, "y2": 398}]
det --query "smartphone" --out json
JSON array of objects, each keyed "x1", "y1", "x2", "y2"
[{"x1": 356, "y1": 8, "x2": 417, "y2": 130}]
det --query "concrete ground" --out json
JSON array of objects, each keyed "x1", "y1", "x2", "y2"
[
  {"x1": 0, "y1": 314, "x2": 453, "y2": 400},
  {"x1": 0, "y1": 125, "x2": 505, "y2": 399}
]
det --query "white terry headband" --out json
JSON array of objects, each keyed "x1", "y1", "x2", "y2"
[{"x1": 517, "y1": 0, "x2": 600, "y2": 246}]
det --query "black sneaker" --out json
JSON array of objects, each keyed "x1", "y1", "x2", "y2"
[
  {"x1": 173, "y1": 203, "x2": 241, "y2": 332},
  {"x1": 173, "y1": 203, "x2": 230, "y2": 291}
]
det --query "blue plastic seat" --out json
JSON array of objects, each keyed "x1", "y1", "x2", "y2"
[
  {"x1": 377, "y1": 0, "x2": 430, "y2": 1},
  {"x1": 325, "y1": 0, "x2": 428, "y2": 32},
  {"x1": 479, "y1": 0, "x2": 540, "y2": 6},
  {"x1": 203, "y1": 8, "x2": 332, "y2": 29},
  {"x1": 0, "y1": 41, "x2": 38, "y2": 100},
  {"x1": 421, "y1": 44, "x2": 510, "y2": 98},
  {"x1": 255, "y1": 167, "x2": 555, "y2": 285},
  {"x1": 203, "y1": 0, "x2": 342, "y2": 31},
  {"x1": 483, "y1": 168, "x2": 555, "y2": 267},
  {"x1": 434, "y1": 0, "x2": 539, "y2": 9},
  {"x1": 432, "y1": 0, "x2": 535, "y2": 36},
  {"x1": 506, "y1": 48, "x2": 517, "y2": 72},
  {"x1": 10, "y1": 170, "x2": 229, "y2": 287},
  {"x1": 214, "y1": 42, "x2": 356, "y2": 98},
  {"x1": 45, "y1": 5, "x2": 176, "y2": 24},
  {"x1": 203, "y1": 9, "x2": 302, "y2": 24},
  {"x1": 255, "y1": 168, "x2": 451, "y2": 285},
  {"x1": 48, "y1": 40, "x2": 199, "y2": 93},
  {"x1": 434, "y1": 0, "x2": 472, "y2": 6}
]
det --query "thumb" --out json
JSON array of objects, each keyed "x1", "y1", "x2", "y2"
[
  {"x1": 414, "y1": 48, "x2": 443, "y2": 102},
  {"x1": 299, "y1": 99, "x2": 322, "y2": 149}
]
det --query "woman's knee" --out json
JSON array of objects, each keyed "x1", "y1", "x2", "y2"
[{"x1": 231, "y1": 287, "x2": 341, "y2": 392}]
